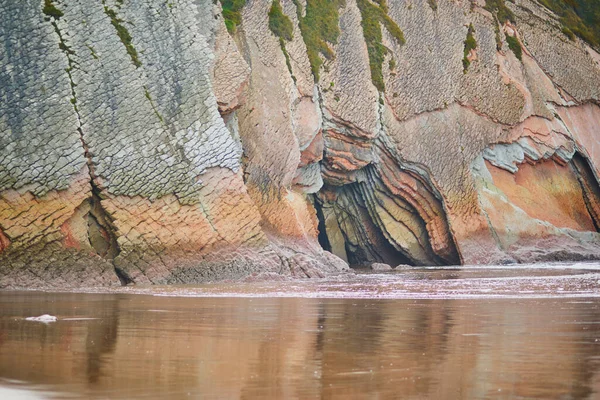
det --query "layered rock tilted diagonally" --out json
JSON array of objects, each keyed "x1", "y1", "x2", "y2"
[{"x1": 1, "y1": 0, "x2": 599, "y2": 288}]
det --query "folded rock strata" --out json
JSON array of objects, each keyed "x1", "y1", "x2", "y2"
[{"x1": 1, "y1": 0, "x2": 599, "y2": 287}]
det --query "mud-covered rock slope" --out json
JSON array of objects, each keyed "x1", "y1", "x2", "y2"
[{"x1": 1, "y1": 0, "x2": 599, "y2": 288}]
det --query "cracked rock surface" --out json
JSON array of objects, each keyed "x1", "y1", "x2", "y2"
[{"x1": 1, "y1": 0, "x2": 600, "y2": 288}]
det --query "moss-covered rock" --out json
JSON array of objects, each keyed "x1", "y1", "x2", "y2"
[
  {"x1": 506, "y1": 34, "x2": 522, "y2": 61},
  {"x1": 355, "y1": 0, "x2": 405, "y2": 91},
  {"x1": 292, "y1": 0, "x2": 344, "y2": 81},
  {"x1": 463, "y1": 23, "x2": 476, "y2": 72},
  {"x1": 219, "y1": 0, "x2": 246, "y2": 34},
  {"x1": 537, "y1": 0, "x2": 599, "y2": 48}
]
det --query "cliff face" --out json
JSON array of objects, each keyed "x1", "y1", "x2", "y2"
[{"x1": 1, "y1": 0, "x2": 599, "y2": 288}]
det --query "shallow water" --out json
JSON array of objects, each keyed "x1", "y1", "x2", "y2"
[{"x1": 2, "y1": 263, "x2": 600, "y2": 399}]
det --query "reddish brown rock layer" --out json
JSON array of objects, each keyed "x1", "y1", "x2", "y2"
[
  {"x1": 0, "y1": 168, "x2": 121, "y2": 288},
  {"x1": 557, "y1": 104, "x2": 600, "y2": 177},
  {"x1": 298, "y1": 131, "x2": 324, "y2": 168},
  {"x1": 0, "y1": 228, "x2": 10, "y2": 254},
  {"x1": 487, "y1": 160, "x2": 596, "y2": 232},
  {"x1": 105, "y1": 168, "x2": 346, "y2": 284}
]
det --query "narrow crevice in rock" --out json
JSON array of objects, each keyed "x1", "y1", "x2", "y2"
[
  {"x1": 313, "y1": 195, "x2": 332, "y2": 252},
  {"x1": 0, "y1": 228, "x2": 10, "y2": 255},
  {"x1": 571, "y1": 153, "x2": 600, "y2": 231},
  {"x1": 42, "y1": 2, "x2": 126, "y2": 285},
  {"x1": 87, "y1": 183, "x2": 128, "y2": 285},
  {"x1": 87, "y1": 192, "x2": 119, "y2": 260},
  {"x1": 42, "y1": 0, "x2": 79, "y2": 115},
  {"x1": 480, "y1": 204, "x2": 505, "y2": 250},
  {"x1": 114, "y1": 266, "x2": 134, "y2": 286}
]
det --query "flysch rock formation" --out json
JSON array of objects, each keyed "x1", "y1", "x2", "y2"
[{"x1": 0, "y1": 0, "x2": 599, "y2": 288}]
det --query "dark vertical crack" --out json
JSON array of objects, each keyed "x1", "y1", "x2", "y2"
[
  {"x1": 113, "y1": 265, "x2": 133, "y2": 285},
  {"x1": 86, "y1": 169, "x2": 128, "y2": 285},
  {"x1": 571, "y1": 153, "x2": 600, "y2": 232},
  {"x1": 43, "y1": 1, "x2": 126, "y2": 284},
  {"x1": 313, "y1": 195, "x2": 332, "y2": 252},
  {"x1": 42, "y1": 0, "x2": 79, "y2": 114},
  {"x1": 88, "y1": 185, "x2": 120, "y2": 258}
]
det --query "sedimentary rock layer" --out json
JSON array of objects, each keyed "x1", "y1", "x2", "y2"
[{"x1": 1, "y1": 0, "x2": 600, "y2": 287}]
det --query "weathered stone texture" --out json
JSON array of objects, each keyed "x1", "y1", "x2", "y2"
[
  {"x1": 2, "y1": 0, "x2": 600, "y2": 287},
  {"x1": 0, "y1": 1, "x2": 119, "y2": 287},
  {"x1": 320, "y1": 1, "x2": 380, "y2": 139},
  {"x1": 281, "y1": 0, "x2": 315, "y2": 97},
  {"x1": 0, "y1": 0, "x2": 84, "y2": 196},
  {"x1": 385, "y1": 0, "x2": 525, "y2": 124},
  {"x1": 470, "y1": 109, "x2": 600, "y2": 262},
  {"x1": 238, "y1": 0, "x2": 302, "y2": 191},
  {"x1": 212, "y1": 14, "x2": 251, "y2": 114},
  {"x1": 556, "y1": 104, "x2": 600, "y2": 177},
  {"x1": 383, "y1": 0, "x2": 465, "y2": 120},
  {"x1": 0, "y1": 167, "x2": 120, "y2": 288},
  {"x1": 61, "y1": 0, "x2": 241, "y2": 201},
  {"x1": 514, "y1": 0, "x2": 600, "y2": 102},
  {"x1": 0, "y1": 0, "x2": 349, "y2": 288}
]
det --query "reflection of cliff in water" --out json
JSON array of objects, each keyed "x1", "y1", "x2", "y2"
[
  {"x1": 85, "y1": 297, "x2": 121, "y2": 384},
  {"x1": 0, "y1": 293, "x2": 121, "y2": 388},
  {"x1": 1, "y1": 293, "x2": 600, "y2": 398}
]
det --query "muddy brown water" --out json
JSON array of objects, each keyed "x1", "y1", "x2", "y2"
[{"x1": 1, "y1": 263, "x2": 600, "y2": 399}]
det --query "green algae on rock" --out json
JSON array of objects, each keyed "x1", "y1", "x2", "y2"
[
  {"x1": 219, "y1": 0, "x2": 246, "y2": 34},
  {"x1": 537, "y1": 0, "x2": 600, "y2": 48},
  {"x1": 356, "y1": 0, "x2": 405, "y2": 91},
  {"x1": 103, "y1": 3, "x2": 141, "y2": 68},
  {"x1": 292, "y1": 0, "x2": 345, "y2": 81},
  {"x1": 268, "y1": 0, "x2": 293, "y2": 41},
  {"x1": 42, "y1": 0, "x2": 64, "y2": 19},
  {"x1": 484, "y1": 0, "x2": 515, "y2": 24},
  {"x1": 462, "y1": 23, "x2": 477, "y2": 72},
  {"x1": 268, "y1": 0, "x2": 295, "y2": 80},
  {"x1": 505, "y1": 33, "x2": 522, "y2": 61}
]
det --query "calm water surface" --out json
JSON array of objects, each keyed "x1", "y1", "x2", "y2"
[{"x1": 2, "y1": 263, "x2": 600, "y2": 399}]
